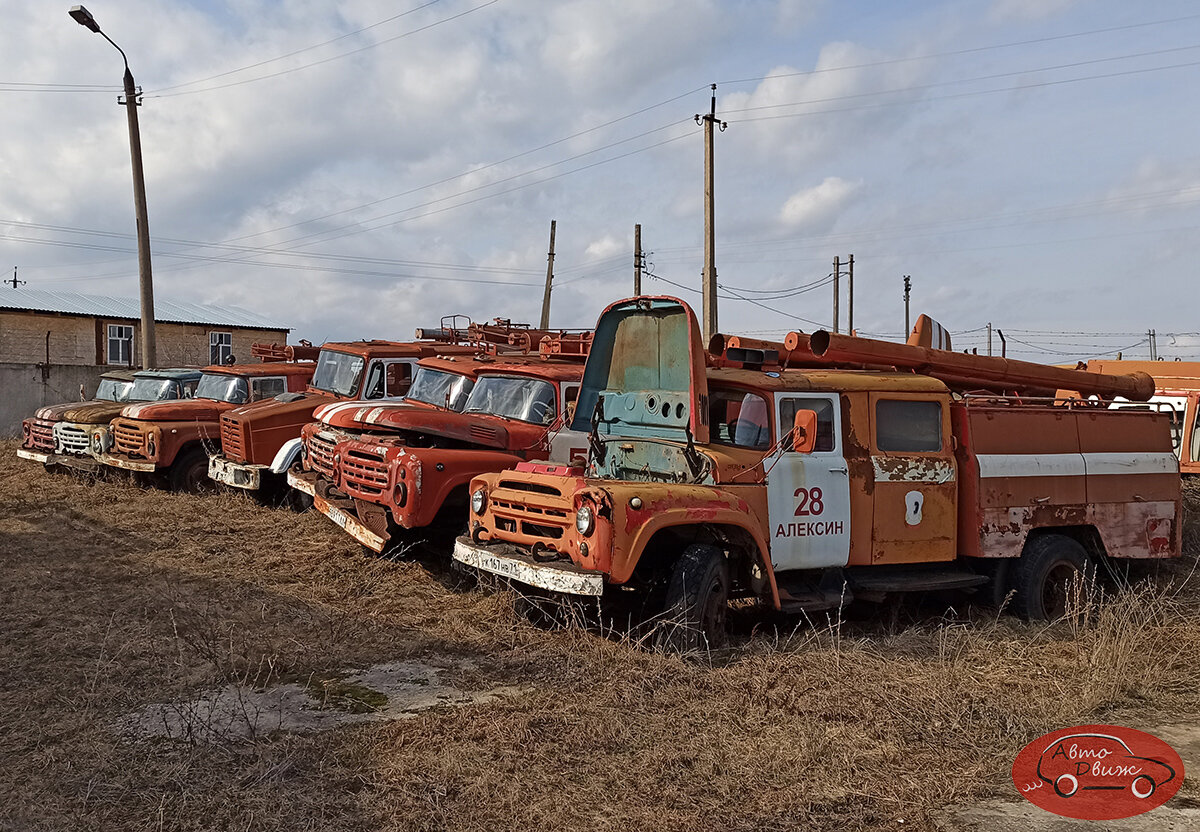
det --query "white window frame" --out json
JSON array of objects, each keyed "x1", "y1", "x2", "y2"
[
  {"x1": 107, "y1": 324, "x2": 134, "y2": 366},
  {"x1": 209, "y1": 331, "x2": 233, "y2": 365}
]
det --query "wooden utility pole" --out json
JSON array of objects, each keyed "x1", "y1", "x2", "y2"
[
  {"x1": 539, "y1": 220, "x2": 556, "y2": 330},
  {"x1": 847, "y1": 254, "x2": 854, "y2": 335},
  {"x1": 696, "y1": 84, "x2": 725, "y2": 343},
  {"x1": 987, "y1": 322, "x2": 993, "y2": 356},
  {"x1": 903, "y1": 275, "x2": 912, "y2": 335},
  {"x1": 634, "y1": 224, "x2": 642, "y2": 296},
  {"x1": 832, "y1": 256, "x2": 840, "y2": 334}
]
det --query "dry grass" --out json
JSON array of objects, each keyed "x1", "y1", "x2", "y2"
[{"x1": 1, "y1": 440, "x2": 1197, "y2": 831}]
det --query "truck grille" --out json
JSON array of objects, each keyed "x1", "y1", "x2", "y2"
[
  {"x1": 29, "y1": 418, "x2": 55, "y2": 451},
  {"x1": 490, "y1": 479, "x2": 572, "y2": 542},
  {"x1": 341, "y1": 445, "x2": 389, "y2": 498},
  {"x1": 306, "y1": 430, "x2": 339, "y2": 479},
  {"x1": 112, "y1": 420, "x2": 149, "y2": 457},
  {"x1": 220, "y1": 416, "x2": 247, "y2": 462},
  {"x1": 53, "y1": 423, "x2": 91, "y2": 455}
]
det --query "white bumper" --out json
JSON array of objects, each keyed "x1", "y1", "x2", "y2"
[
  {"x1": 452, "y1": 538, "x2": 604, "y2": 596},
  {"x1": 208, "y1": 455, "x2": 265, "y2": 490},
  {"x1": 16, "y1": 448, "x2": 50, "y2": 464}
]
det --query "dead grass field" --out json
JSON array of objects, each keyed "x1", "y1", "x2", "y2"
[{"x1": 1, "y1": 439, "x2": 1198, "y2": 831}]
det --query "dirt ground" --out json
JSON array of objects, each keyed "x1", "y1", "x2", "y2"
[{"x1": 1, "y1": 441, "x2": 1198, "y2": 832}]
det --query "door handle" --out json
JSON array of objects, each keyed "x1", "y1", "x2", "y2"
[{"x1": 830, "y1": 467, "x2": 848, "y2": 474}]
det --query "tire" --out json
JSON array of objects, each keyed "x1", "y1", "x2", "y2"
[
  {"x1": 1131, "y1": 774, "x2": 1156, "y2": 799},
  {"x1": 169, "y1": 448, "x2": 214, "y2": 493},
  {"x1": 1055, "y1": 773, "x2": 1079, "y2": 798},
  {"x1": 1014, "y1": 534, "x2": 1094, "y2": 621},
  {"x1": 657, "y1": 544, "x2": 730, "y2": 652}
]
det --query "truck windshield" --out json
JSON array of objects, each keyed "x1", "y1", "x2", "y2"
[
  {"x1": 128, "y1": 378, "x2": 180, "y2": 402},
  {"x1": 407, "y1": 368, "x2": 473, "y2": 411},
  {"x1": 311, "y1": 350, "x2": 365, "y2": 396},
  {"x1": 465, "y1": 375, "x2": 557, "y2": 424},
  {"x1": 195, "y1": 374, "x2": 249, "y2": 404},
  {"x1": 96, "y1": 379, "x2": 133, "y2": 402}
]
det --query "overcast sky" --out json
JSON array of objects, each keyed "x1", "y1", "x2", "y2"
[{"x1": 4, "y1": 0, "x2": 1200, "y2": 361}]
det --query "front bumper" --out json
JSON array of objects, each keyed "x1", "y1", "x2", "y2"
[
  {"x1": 452, "y1": 537, "x2": 604, "y2": 596},
  {"x1": 287, "y1": 468, "x2": 387, "y2": 552},
  {"x1": 208, "y1": 455, "x2": 266, "y2": 490},
  {"x1": 16, "y1": 448, "x2": 50, "y2": 464},
  {"x1": 99, "y1": 453, "x2": 157, "y2": 472},
  {"x1": 48, "y1": 453, "x2": 101, "y2": 474}
]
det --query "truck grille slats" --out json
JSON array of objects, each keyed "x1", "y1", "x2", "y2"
[
  {"x1": 53, "y1": 424, "x2": 90, "y2": 455},
  {"x1": 29, "y1": 419, "x2": 55, "y2": 451},
  {"x1": 220, "y1": 417, "x2": 246, "y2": 462},
  {"x1": 306, "y1": 431, "x2": 339, "y2": 478},
  {"x1": 113, "y1": 420, "x2": 149, "y2": 456},
  {"x1": 342, "y1": 447, "x2": 388, "y2": 498},
  {"x1": 491, "y1": 489, "x2": 572, "y2": 544}
]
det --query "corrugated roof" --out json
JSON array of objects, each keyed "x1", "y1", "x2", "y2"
[{"x1": 0, "y1": 288, "x2": 288, "y2": 331}]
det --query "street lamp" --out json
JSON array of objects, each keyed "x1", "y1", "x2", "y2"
[{"x1": 69, "y1": 5, "x2": 156, "y2": 369}]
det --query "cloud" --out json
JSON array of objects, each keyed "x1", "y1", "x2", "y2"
[{"x1": 779, "y1": 177, "x2": 861, "y2": 228}]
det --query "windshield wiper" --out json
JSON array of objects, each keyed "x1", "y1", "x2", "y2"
[{"x1": 588, "y1": 396, "x2": 607, "y2": 467}]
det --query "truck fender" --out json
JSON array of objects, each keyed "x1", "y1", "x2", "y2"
[
  {"x1": 627, "y1": 507, "x2": 781, "y2": 611},
  {"x1": 270, "y1": 438, "x2": 304, "y2": 474}
]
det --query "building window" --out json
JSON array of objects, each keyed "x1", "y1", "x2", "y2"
[
  {"x1": 209, "y1": 332, "x2": 233, "y2": 365},
  {"x1": 107, "y1": 325, "x2": 133, "y2": 365}
]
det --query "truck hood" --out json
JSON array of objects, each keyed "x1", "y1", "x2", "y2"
[
  {"x1": 226, "y1": 390, "x2": 331, "y2": 428},
  {"x1": 35, "y1": 399, "x2": 102, "y2": 421},
  {"x1": 58, "y1": 401, "x2": 129, "y2": 424},
  {"x1": 313, "y1": 399, "x2": 431, "y2": 429},
  {"x1": 121, "y1": 399, "x2": 235, "y2": 421},
  {"x1": 367, "y1": 408, "x2": 547, "y2": 450}
]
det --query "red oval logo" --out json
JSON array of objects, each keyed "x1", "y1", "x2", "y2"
[{"x1": 1012, "y1": 724, "x2": 1184, "y2": 820}]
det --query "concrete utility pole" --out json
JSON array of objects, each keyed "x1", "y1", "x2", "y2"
[
  {"x1": 696, "y1": 84, "x2": 726, "y2": 343},
  {"x1": 633, "y1": 224, "x2": 642, "y2": 296},
  {"x1": 539, "y1": 220, "x2": 556, "y2": 330},
  {"x1": 832, "y1": 256, "x2": 840, "y2": 334},
  {"x1": 903, "y1": 275, "x2": 912, "y2": 336},
  {"x1": 70, "y1": 5, "x2": 156, "y2": 368},
  {"x1": 847, "y1": 254, "x2": 854, "y2": 335}
]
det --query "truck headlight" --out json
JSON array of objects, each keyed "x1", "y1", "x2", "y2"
[
  {"x1": 146, "y1": 435, "x2": 156, "y2": 457},
  {"x1": 575, "y1": 504, "x2": 595, "y2": 536},
  {"x1": 471, "y1": 488, "x2": 487, "y2": 514}
]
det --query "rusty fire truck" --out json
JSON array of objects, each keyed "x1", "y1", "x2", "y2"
[
  {"x1": 207, "y1": 339, "x2": 480, "y2": 500},
  {"x1": 288, "y1": 333, "x2": 591, "y2": 554},
  {"x1": 101, "y1": 360, "x2": 316, "y2": 491},
  {"x1": 17, "y1": 369, "x2": 138, "y2": 465},
  {"x1": 453, "y1": 297, "x2": 1180, "y2": 648}
]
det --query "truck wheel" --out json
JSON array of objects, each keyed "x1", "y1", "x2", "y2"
[
  {"x1": 169, "y1": 448, "x2": 213, "y2": 493},
  {"x1": 1014, "y1": 534, "x2": 1093, "y2": 621},
  {"x1": 658, "y1": 544, "x2": 730, "y2": 652}
]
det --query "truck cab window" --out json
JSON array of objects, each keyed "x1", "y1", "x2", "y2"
[
  {"x1": 385, "y1": 362, "x2": 412, "y2": 397},
  {"x1": 251, "y1": 377, "x2": 286, "y2": 401},
  {"x1": 876, "y1": 399, "x2": 942, "y2": 452},
  {"x1": 709, "y1": 389, "x2": 771, "y2": 450},
  {"x1": 779, "y1": 398, "x2": 836, "y2": 452}
]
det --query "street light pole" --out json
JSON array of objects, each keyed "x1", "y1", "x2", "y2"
[{"x1": 69, "y1": 5, "x2": 156, "y2": 369}]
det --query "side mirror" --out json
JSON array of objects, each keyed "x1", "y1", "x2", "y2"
[{"x1": 792, "y1": 409, "x2": 818, "y2": 454}]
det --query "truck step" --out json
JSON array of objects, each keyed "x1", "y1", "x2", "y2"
[{"x1": 845, "y1": 567, "x2": 990, "y2": 593}]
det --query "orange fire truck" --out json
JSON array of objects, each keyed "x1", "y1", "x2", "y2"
[{"x1": 453, "y1": 297, "x2": 1180, "y2": 648}]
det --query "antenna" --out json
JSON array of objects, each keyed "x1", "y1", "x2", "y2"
[{"x1": 7, "y1": 266, "x2": 26, "y2": 289}]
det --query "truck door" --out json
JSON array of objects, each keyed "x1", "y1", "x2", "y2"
[
  {"x1": 767, "y1": 394, "x2": 851, "y2": 571},
  {"x1": 868, "y1": 394, "x2": 957, "y2": 563}
]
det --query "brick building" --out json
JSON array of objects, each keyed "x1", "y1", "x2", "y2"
[{"x1": 0, "y1": 289, "x2": 290, "y2": 434}]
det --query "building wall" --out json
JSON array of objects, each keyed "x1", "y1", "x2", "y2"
[
  {"x1": 0, "y1": 362, "x2": 111, "y2": 436},
  {"x1": 0, "y1": 310, "x2": 286, "y2": 368}
]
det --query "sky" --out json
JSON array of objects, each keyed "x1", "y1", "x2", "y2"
[{"x1": 4, "y1": 0, "x2": 1200, "y2": 362}]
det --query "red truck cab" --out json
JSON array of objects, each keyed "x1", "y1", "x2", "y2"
[{"x1": 101, "y1": 363, "x2": 314, "y2": 491}]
